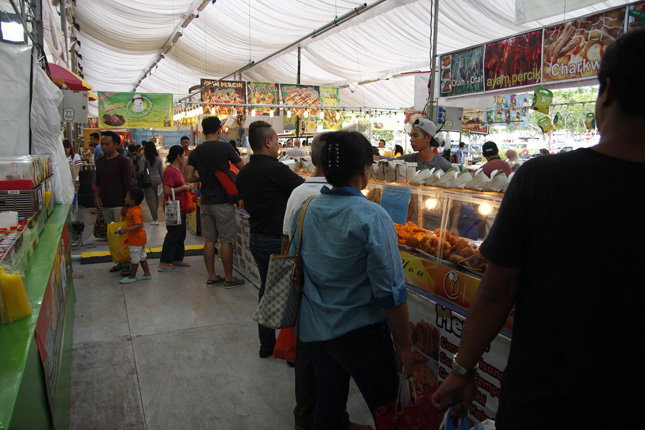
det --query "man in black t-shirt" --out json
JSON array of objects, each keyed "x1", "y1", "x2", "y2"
[
  {"x1": 185, "y1": 116, "x2": 245, "y2": 287},
  {"x1": 236, "y1": 121, "x2": 304, "y2": 358},
  {"x1": 432, "y1": 30, "x2": 644, "y2": 429}
]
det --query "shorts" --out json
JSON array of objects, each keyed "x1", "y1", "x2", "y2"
[
  {"x1": 129, "y1": 245, "x2": 147, "y2": 264},
  {"x1": 201, "y1": 203, "x2": 237, "y2": 243}
]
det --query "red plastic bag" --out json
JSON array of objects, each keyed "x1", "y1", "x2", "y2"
[
  {"x1": 272, "y1": 327, "x2": 296, "y2": 362},
  {"x1": 375, "y1": 384, "x2": 442, "y2": 430},
  {"x1": 184, "y1": 190, "x2": 195, "y2": 214}
]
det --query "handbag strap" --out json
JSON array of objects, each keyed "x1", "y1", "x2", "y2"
[{"x1": 288, "y1": 195, "x2": 316, "y2": 256}]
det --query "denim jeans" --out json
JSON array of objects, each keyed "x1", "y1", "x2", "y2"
[
  {"x1": 249, "y1": 233, "x2": 282, "y2": 353},
  {"x1": 304, "y1": 321, "x2": 398, "y2": 430}
]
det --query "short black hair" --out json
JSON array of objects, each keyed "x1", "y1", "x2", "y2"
[
  {"x1": 181, "y1": 135, "x2": 190, "y2": 141},
  {"x1": 202, "y1": 116, "x2": 222, "y2": 135},
  {"x1": 248, "y1": 121, "x2": 274, "y2": 151},
  {"x1": 598, "y1": 29, "x2": 645, "y2": 119},
  {"x1": 321, "y1": 131, "x2": 373, "y2": 187},
  {"x1": 459, "y1": 141, "x2": 466, "y2": 148},
  {"x1": 101, "y1": 131, "x2": 120, "y2": 145},
  {"x1": 128, "y1": 186, "x2": 145, "y2": 205},
  {"x1": 90, "y1": 132, "x2": 100, "y2": 140}
]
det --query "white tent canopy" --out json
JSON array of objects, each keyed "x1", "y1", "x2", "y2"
[{"x1": 3, "y1": 0, "x2": 633, "y2": 111}]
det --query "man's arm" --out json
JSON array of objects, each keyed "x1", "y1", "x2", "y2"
[
  {"x1": 234, "y1": 160, "x2": 245, "y2": 170},
  {"x1": 385, "y1": 302, "x2": 414, "y2": 379},
  {"x1": 184, "y1": 164, "x2": 201, "y2": 183},
  {"x1": 431, "y1": 262, "x2": 521, "y2": 416}
]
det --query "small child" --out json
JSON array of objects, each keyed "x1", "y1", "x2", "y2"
[{"x1": 117, "y1": 187, "x2": 151, "y2": 284}]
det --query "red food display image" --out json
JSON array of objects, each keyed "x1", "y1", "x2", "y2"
[
  {"x1": 102, "y1": 113, "x2": 125, "y2": 126},
  {"x1": 484, "y1": 30, "x2": 542, "y2": 91}
]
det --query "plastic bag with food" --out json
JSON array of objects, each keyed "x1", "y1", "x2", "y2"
[{"x1": 465, "y1": 169, "x2": 490, "y2": 191}]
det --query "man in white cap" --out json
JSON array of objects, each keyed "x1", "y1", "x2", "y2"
[{"x1": 379, "y1": 118, "x2": 452, "y2": 172}]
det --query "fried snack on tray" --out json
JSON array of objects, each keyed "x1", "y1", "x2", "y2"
[{"x1": 411, "y1": 320, "x2": 439, "y2": 359}]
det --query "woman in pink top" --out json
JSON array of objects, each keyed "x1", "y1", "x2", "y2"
[{"x1": 158, "y1": 145, "x2": 193, "y2": 272}]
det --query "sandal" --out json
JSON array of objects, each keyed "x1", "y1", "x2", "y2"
[
  {"x1": 206, "y1": 276, "x2": 226, "y2": 286},
  {"x1": 109, "y1": 264, "x2": 123, "y2": 272},
  {"x1": 173, "y1": 262, "x2": 191, "y2": 267},
  {"x1": 224, "y1": 278, "x2": 245, "y2": 289},
  {"x1": 158, "y1": 266, "x2": 179, "y2": 272}
]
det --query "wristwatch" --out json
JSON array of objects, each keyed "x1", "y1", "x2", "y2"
[{"x1": 452, "y1": 352, "x2": 478, "y2": 377}]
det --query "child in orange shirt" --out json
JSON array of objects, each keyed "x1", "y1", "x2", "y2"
[{"x1": 116, "y1": 187, "x2": 151, "y2": 284}]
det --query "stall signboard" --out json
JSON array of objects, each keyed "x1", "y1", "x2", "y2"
[
  {"x1": 200, "y1": 79, "x2": 247, "y2": 116},
  {"x1": 439, "y1": 46, "x2": 485, "y2": 97},
  {"x1": 627, "y1": 2, "x2": 645, "y2": 31},
  {"x1": 319, "y1": 86, "x2": 342, "y2": 129},
  {"x1": 406, "y1": 290, "x2": 511, "y2": 425},
  {"x1": 542, "y1": 8, "x2": 624, "y2": 82},
  {"x1": 280, "y1": 84, "x2": 321, "y2": 117},
  {"x1": 485, "y1": 93, "x2": 531, "y2": 127},
  {"x1": 98, "y1": 92, "x2": 173, "y2": 129},
  {"x1": 246, "y1": 82, "x2": 279, "y2": 116},
  {"x1": 484, "y1": 30, "x2": 542, "y2": 91},
  {"x1": 461, "y1": 109, "x2": 489, "y2": 134},
  {"x1": 400, "y1": 251, "x2": 514, "y2": 332}
]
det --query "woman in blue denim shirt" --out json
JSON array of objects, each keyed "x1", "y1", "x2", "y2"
[{"x1": 292, "y1": 131, "x2": 413, "y2": 430}]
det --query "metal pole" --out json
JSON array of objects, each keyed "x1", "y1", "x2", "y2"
[{"x1": 427, "y1": 0, "x2": 440, "y2": 121}]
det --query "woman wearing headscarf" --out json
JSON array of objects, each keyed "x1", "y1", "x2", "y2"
[{"x1": 505, "y1": 149, "x2": 523, "y2": 171}]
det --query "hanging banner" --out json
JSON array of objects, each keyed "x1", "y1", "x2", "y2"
[
  {"x1": 200, "y1": 79, "x2": 246, "y2": 116},
  {"x1": 319, "y1": 86, "x2": 342, "y2": 129},
  {"x1": 280, "y1": 84, "x2": 321, "y2": 117},
  {"x1": 440, "y1": 46, "x2": 485, "y2": 97},
  {"x1": 484, "y1": 30, "x2": 542, "y2": 91},
  {"x1": 627, "y1": 2, "x2": 645, "y2": 31},
  {"x1": 542, "y1": 8, "x2": 624, "y2": 82},
  {"x1": 246, "y1": 82, "x2": 279, "y2": 116},
  {"x1": 462, "y1": 109, "x2": 489, "y2": 134},
  {"x1": 486, "y1": 93, "x2": 531, "y2": 127},
  {"x1": 98, "y1": 92, "x2": 173, "y2": 129}
]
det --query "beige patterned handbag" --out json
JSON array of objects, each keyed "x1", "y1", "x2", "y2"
[{"x1": 253, "y1": 195, "x2": 315, "y2": 329}]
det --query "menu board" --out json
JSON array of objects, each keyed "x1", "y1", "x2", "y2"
[
  {"x1": 200, "y1": 79, "x2": 246, "y2": 116},
  {"x1": 280, "y1": 84, "x2": 321, "y2": 117},
  {"x1": 486, "y1": 93, "x2": 531, "y2": 127},
  {"x1": 319, "y1": 86, "x2": 342, "y2": 129},
  {"x1": 542, "y1": 9, "x2": 624, "y2": 82},
  {"x1": 461, "y1": 109, "x2": 489, "y2": 134},
  {"x1": 246, "y1": 82, "x2": 279, "y2": 116},
  {"x1": 439, "y1": 46, "x2": 485, "y2": 97},
  {"x1": 98, "y1": 92, "x2": 174, "y2": 129},
  {"x1": 484, "y1": 30, "x2": 543, "y2": 91}
]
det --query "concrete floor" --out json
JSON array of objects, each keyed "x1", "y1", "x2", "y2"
[{"x1": 67, "y1": 204, "x2": 373, "y2": 430}]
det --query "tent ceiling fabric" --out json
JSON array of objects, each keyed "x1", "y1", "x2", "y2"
[{"x1": 71, "y1": 0, "x2": 631, "y2": 110}]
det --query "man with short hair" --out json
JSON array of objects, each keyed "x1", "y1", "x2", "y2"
[
  {"x1": 180, "y1": 135, "x2": 191, "y2": 157},
  {"x1": 431, "y1": 29, "x2": 644, "y2": 428},
  {"x1": 455, "y1": 141, "x2": 466, "y2": 164},
  {"x1": 286, "y1": 138, "x2": 307, "y2": 157},
  {"x1": 184, "y1": 116, "x2": 245, "y2": 288},
  {"x1": 481, "y1": 141, "x2": 511, "y2": 177},
  {"x1": 237, "y1": 120, "x2": 304, "y2": 358},
  {"x1": 90, "y1": 132, "x2": 102, "y2": 164}
]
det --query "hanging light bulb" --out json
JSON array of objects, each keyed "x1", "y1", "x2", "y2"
[
  {"x1": 366, "y1": 111, "x2": 371, "y2": 120},
  {"x1": 287, "y1": 109, "x2": 292, "y2": 118},
  {"x1": 336, "y1": 110, "x2": 340, "y2": 120},
  {"x1": 269, "y1": 109, "x2": 274, "y2": 118},
  {"x1": 251, "y1": 108, "x2": 256, "y2": 116},
  {"x1": 304, "y1": 109, "x2": 309, "y2": 118}
]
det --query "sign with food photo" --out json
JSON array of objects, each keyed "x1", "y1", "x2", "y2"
[
  {"x1": 461, "y1": 108, "x2": 489, "y2": 134},
  {"x1": 98, "y1": 92, "x2": 174, "y2": 129},
  {"x1": 627, "y1": 2, "x2": 645, "y2": 31},
  {"x1": 280, "y1": 84, "x2": 321, "y2": 117},
  {"x1": 440, "y1": 45, "x2": 485, "y2": 97},
  {"x1": 200, "y1": 79, "x2": 247, "y2": 116},
  {"x1": 246, "y1": 82, "x2": 278, "y2": 116},
  {"x1": 542, "y1": 8, "x2": 624, "y2": 82},
  {"x1": 484, "y1": 30, "x2": 542, "y2": 91},
  {"x1": 319, "y1": 86, "x2": 342, "y2": 129}
]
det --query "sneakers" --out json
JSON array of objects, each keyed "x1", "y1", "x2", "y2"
[
  {"x1": 138, "y1": 275, "x2": 152, "y2": 281},
  {"x1": 150, "y1": 220, "x2": 159, "y2": 225},
  {"x1": 224, "y1": 278, "x2": 245, "y2": 289},
  {"x1": 120, "y1": 277, "x2": 137, "y2": 284},
  {"x1": 206, "y1": 277, "x2": 226, "y2": 286}
]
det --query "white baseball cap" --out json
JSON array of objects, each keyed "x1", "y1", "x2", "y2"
[{"x1": 412, "y1": 117, "x2": 437, "y2": 137}]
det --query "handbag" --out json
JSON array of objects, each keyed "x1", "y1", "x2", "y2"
[
  {"x1": 375, "y1": 376, "x2": 442, "y2": 430},
  {"x1": 136, "y1": 158, "x2": 152, "y2": 189},
  {"x1": 184, "y1": 189, "x2": 195, "y2": 214},
  {"x1": 107, "y1": 218, "x2": 130, "y2": 264},
  {"x1": 93, "y1": 209, "x2": 107, "y2": 239},
  {"x1": 252, "y1": 195, "x2": 315, "y2": 329},
  {"x1": 272, "y1": 327, "x2": 297, "y2": 362},
  {"x1": 214, "y1": 169, "x2": 239, "y2": 204},
  {"x1": 165, "y1": 188, "x2": 182, "y2": 226}
]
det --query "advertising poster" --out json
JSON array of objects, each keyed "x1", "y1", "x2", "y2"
[
  {"x1": 484, "y1": 30, "x2": 542, "y2": 91},
  {"x1": 627, "y1": 2, "x2": 645, "y2": 31},
  {"x1": 439, "y1": 46, "x2": 485, "y2": 97},
  {"x1": 98, "y1": 92, "x2": 173, "y2": 129},
  {"x1": 486, "y1": 93, "x2": 531, "y2": 127},
  {"x1": 319, "y1": 86, "x2": 342, "y2": 129},
  {"x1": 406, "y1": 290, "x2": 511, "y2": 424},
  {"x1": 246, "y1": 82, "x2": 279, "y2": 116},
  {"x1": 542, "y1": 8, "x2": 624, "y2": 82},
  {"x1": 461, "y1": 109, "x2": 489, "y2": 134},
  {"x1": 280, "y1": 84, "x2": 321, "y2": 117},
  {"x1": 200, "y1": 79, "x2": 247, "y2": 116}
]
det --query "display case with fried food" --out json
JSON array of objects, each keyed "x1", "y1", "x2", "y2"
[
  {"x1": 411, "y1": 351, "x2": 438, "y2": 392},
  {"x1": 411, "y1": 320, "x2": 439, "y2": 359}
]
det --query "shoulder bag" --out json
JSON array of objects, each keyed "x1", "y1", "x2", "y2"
[
  {"x1": 253, "y1": 195, "x2": 315, "y2": 329},
  {"x1": 136, "y1": 158, "x2": 152, "y2": 189},
  {"x1": 214, "y1": 169, "x2": 239, "y2": 204}
]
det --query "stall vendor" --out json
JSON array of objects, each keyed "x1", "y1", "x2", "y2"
[{"x1": 378, "y1": 118, "x2": 452, "y2": 172}]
